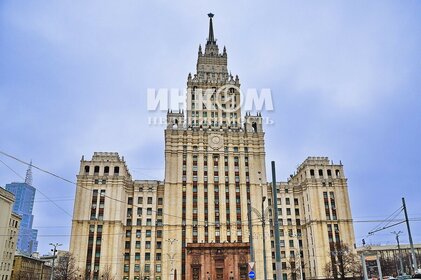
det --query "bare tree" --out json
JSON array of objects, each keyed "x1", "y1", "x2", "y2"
[
  {"x1": 324, "y1": 243, "x2": 362, "y2": 280},
  {"x1": 54, "y1": 252, "x2": 79, "y2": 280},
  {"x1": 100, "y1": 266, "x2": 116, "y2": 280}
]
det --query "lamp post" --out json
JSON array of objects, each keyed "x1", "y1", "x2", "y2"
[
  {"x1": 392, "y1": 231, "x2": 405, "y2": 276},
  {"x1": 167, "y1": 238, "x2": 177, "y2": 280},
  {"x1": 258, "y1": 172, "x2": 268, "y2": 280},
  {"x1": 250, "y1": 172, "x2": 270, "y2": 280},
  {"x1": 49, "y1": 242, "x2": 62, "y2": 280}
]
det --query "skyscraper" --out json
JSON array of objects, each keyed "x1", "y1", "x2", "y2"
[
  {"x1": 6, "y1": 163, "x2": 38, "y2": 254},
  {"x1": 163, "y1": 13, "x2": 269, "y2": 280},
  {"x1": 70, "y1": 14, "x2": 355, "y2": 280}
]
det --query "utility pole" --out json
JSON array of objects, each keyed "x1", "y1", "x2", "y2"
[
  {"x1": 392, "y1": 231, "x2": 404, "y2": 275},
  {"x1": 49, "y1": 243, "x2": 62, "y2": 280},
  {"x1": 259, "y1": 172, "x2": 268, "y2": 280},
  {"x1": 247, "y1": 201, "x2": 255, "y2": 264},
  {"x1": 271, "y1": 161, "x2": 282, "y2": 280},
  {"x1": 402, "y1": 197, "x2": 418, "y2": 273}
]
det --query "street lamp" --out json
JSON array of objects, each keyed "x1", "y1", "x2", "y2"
[
  {"x1": 49, "y1": 242, "x2": 62, "y2": 280},
  {"x1": 392, "y1": 231, "x2": 404, "y2": 276},
  {"x1": 254, "y1": 172, "x2": 268, "y2": 280},
  {"x1": 167, "y1": 238, "x2": 177, "y2": 280}
]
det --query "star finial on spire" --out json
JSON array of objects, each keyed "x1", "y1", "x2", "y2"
[{"x1": 207, "y1": 13, "x2": 215, "y2": 44}]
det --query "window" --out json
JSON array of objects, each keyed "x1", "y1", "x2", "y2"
[
  {"x1": 145, "y1": 241, "x2": 151, "y2": 249},
  {"x1": 94, "y1": 166, "x2": 100, "y2": 174},
  {"x1": 138, "y1": 197, "x2": 143, "y2": 204},
  {"x1": 124, "y1": 265, "x2": 129, "y2": 272},
  {"x1": 145, "y1": 253, "x2": 151, "y2": 261},
  {"x1": 135, "y1": 253, "x2": 140, "y2": 260},
  {"x1": 156, "y1": 253, "x2": 161, "y2": 261},
  {"x1": 147, "y1": 197, "x2": 153, "y2": 204},
  {"x1": 310, "y1": 169, "x2": 315, "y2": 177},
  {"x1": 136, "y1": 230, "x2": 141, "y2": 238},
  {"x1": 156, "y1": 264, "x2": 161, "y2": 273},
  {"x1": 135, "y1": 241, "x2": 141, "y2": 249},
  {"x1": 158, "y1": 198, "x2": 163, "y2": 205},
  {"x1": 85, "y1": 166, "x2": 90, "y2": 173},
  {"x1": 125, "y1": 253, "x2": 130, "y2": 260},
  {"x1": 286, "y1": 198, "x2": 290, "y2": 205},
  {"x1": 134, "y1": 264, "x2": 140, "y2": 272},
  {"x1": 114, "y1": 166, "x2": 119, "y2": 174},
  {"x1": 146, "y1": 230, "x2": 152, "y2": 237},
  {"x1": 144, "y1": 264, "x2": 150, "y2": 272},
  {"x1": 104, "y1": 166, "x2": 109, "y2": 174},
  {"x1": 147, "y1": 208, "x2": 152, "y2": 215}
]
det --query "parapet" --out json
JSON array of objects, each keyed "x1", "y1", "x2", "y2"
[{"x1": 91, "y1": 152, "x2": 122, "y2": 162}]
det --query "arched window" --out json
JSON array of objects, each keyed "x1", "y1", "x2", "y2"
[
  {"x1": 104, "y1": 166, "x2": 109, "y2": 174},
  {"x1": 84, "y1": 166, "x2": 90, "y2": 174},
  {"x1": 252, "y1": 122, "x2": 257, "y2": 132},
  {"x1": 335, "y1": 169, "x2": 340, "y2": 177},
  {"x1": 310, "y1": 169, "x2": 315, "y2": 177},
  {"x1": 114, "y1": 166, "x2": 120, "y2": 174},
  {"x1": 94, "y1": 166, "x2": 100, "y2": 174}
]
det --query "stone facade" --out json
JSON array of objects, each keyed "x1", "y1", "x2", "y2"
[
  {"x1": 10, "y1": 253, "x2": 51, "y2": 280},
  {"x1": 0, "y1": 187, "x2": 21, "y2": 280},
  {"x1": 69, "y1": 15, "x2": 355, "y2": 280},
  {"x1": 269, "y1": 157, "x2": 355, "y2": 280}
]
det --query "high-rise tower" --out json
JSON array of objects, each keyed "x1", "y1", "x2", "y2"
[
  {"x1": 6, "y1": 163, "x2": 38, "y2": 255},
  {"x1": 162, "y1": 14, "x2": 271, "y2": 280}
]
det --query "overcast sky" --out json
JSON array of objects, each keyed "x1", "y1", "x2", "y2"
[{"x1": 1, "y1": 1, "x2": 420, "y2": 255}]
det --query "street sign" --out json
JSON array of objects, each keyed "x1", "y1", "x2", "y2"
[
  {"x1": 249, "y1": 271, "x2": 255, "y2": 279},
  {"x1": 248, "y1": 262, "x2": 255, "y2": 270}
]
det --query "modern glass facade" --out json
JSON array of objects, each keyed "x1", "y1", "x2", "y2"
[{"x1": 5, "y1": 182, "x2": 38, "y2": 254}]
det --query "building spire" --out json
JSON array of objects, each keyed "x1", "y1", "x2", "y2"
[
  {"x1": 207, "y1": 13, "x2": 215, "y2": 44},
  {"x1": 25, "y1": 160, "x2": 33, "y2": 186}
]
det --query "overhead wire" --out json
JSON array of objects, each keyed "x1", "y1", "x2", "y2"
[{"x1": 0, "y1": 158, "x2": 73, "y2": 217}]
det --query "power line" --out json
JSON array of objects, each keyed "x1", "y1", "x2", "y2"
[
  {"x1": 0, "y1": 158, "x2": 73, "y2": 217},
  {"x1": 2, "y1": 150, "x2": 421, "y2": 235}
]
